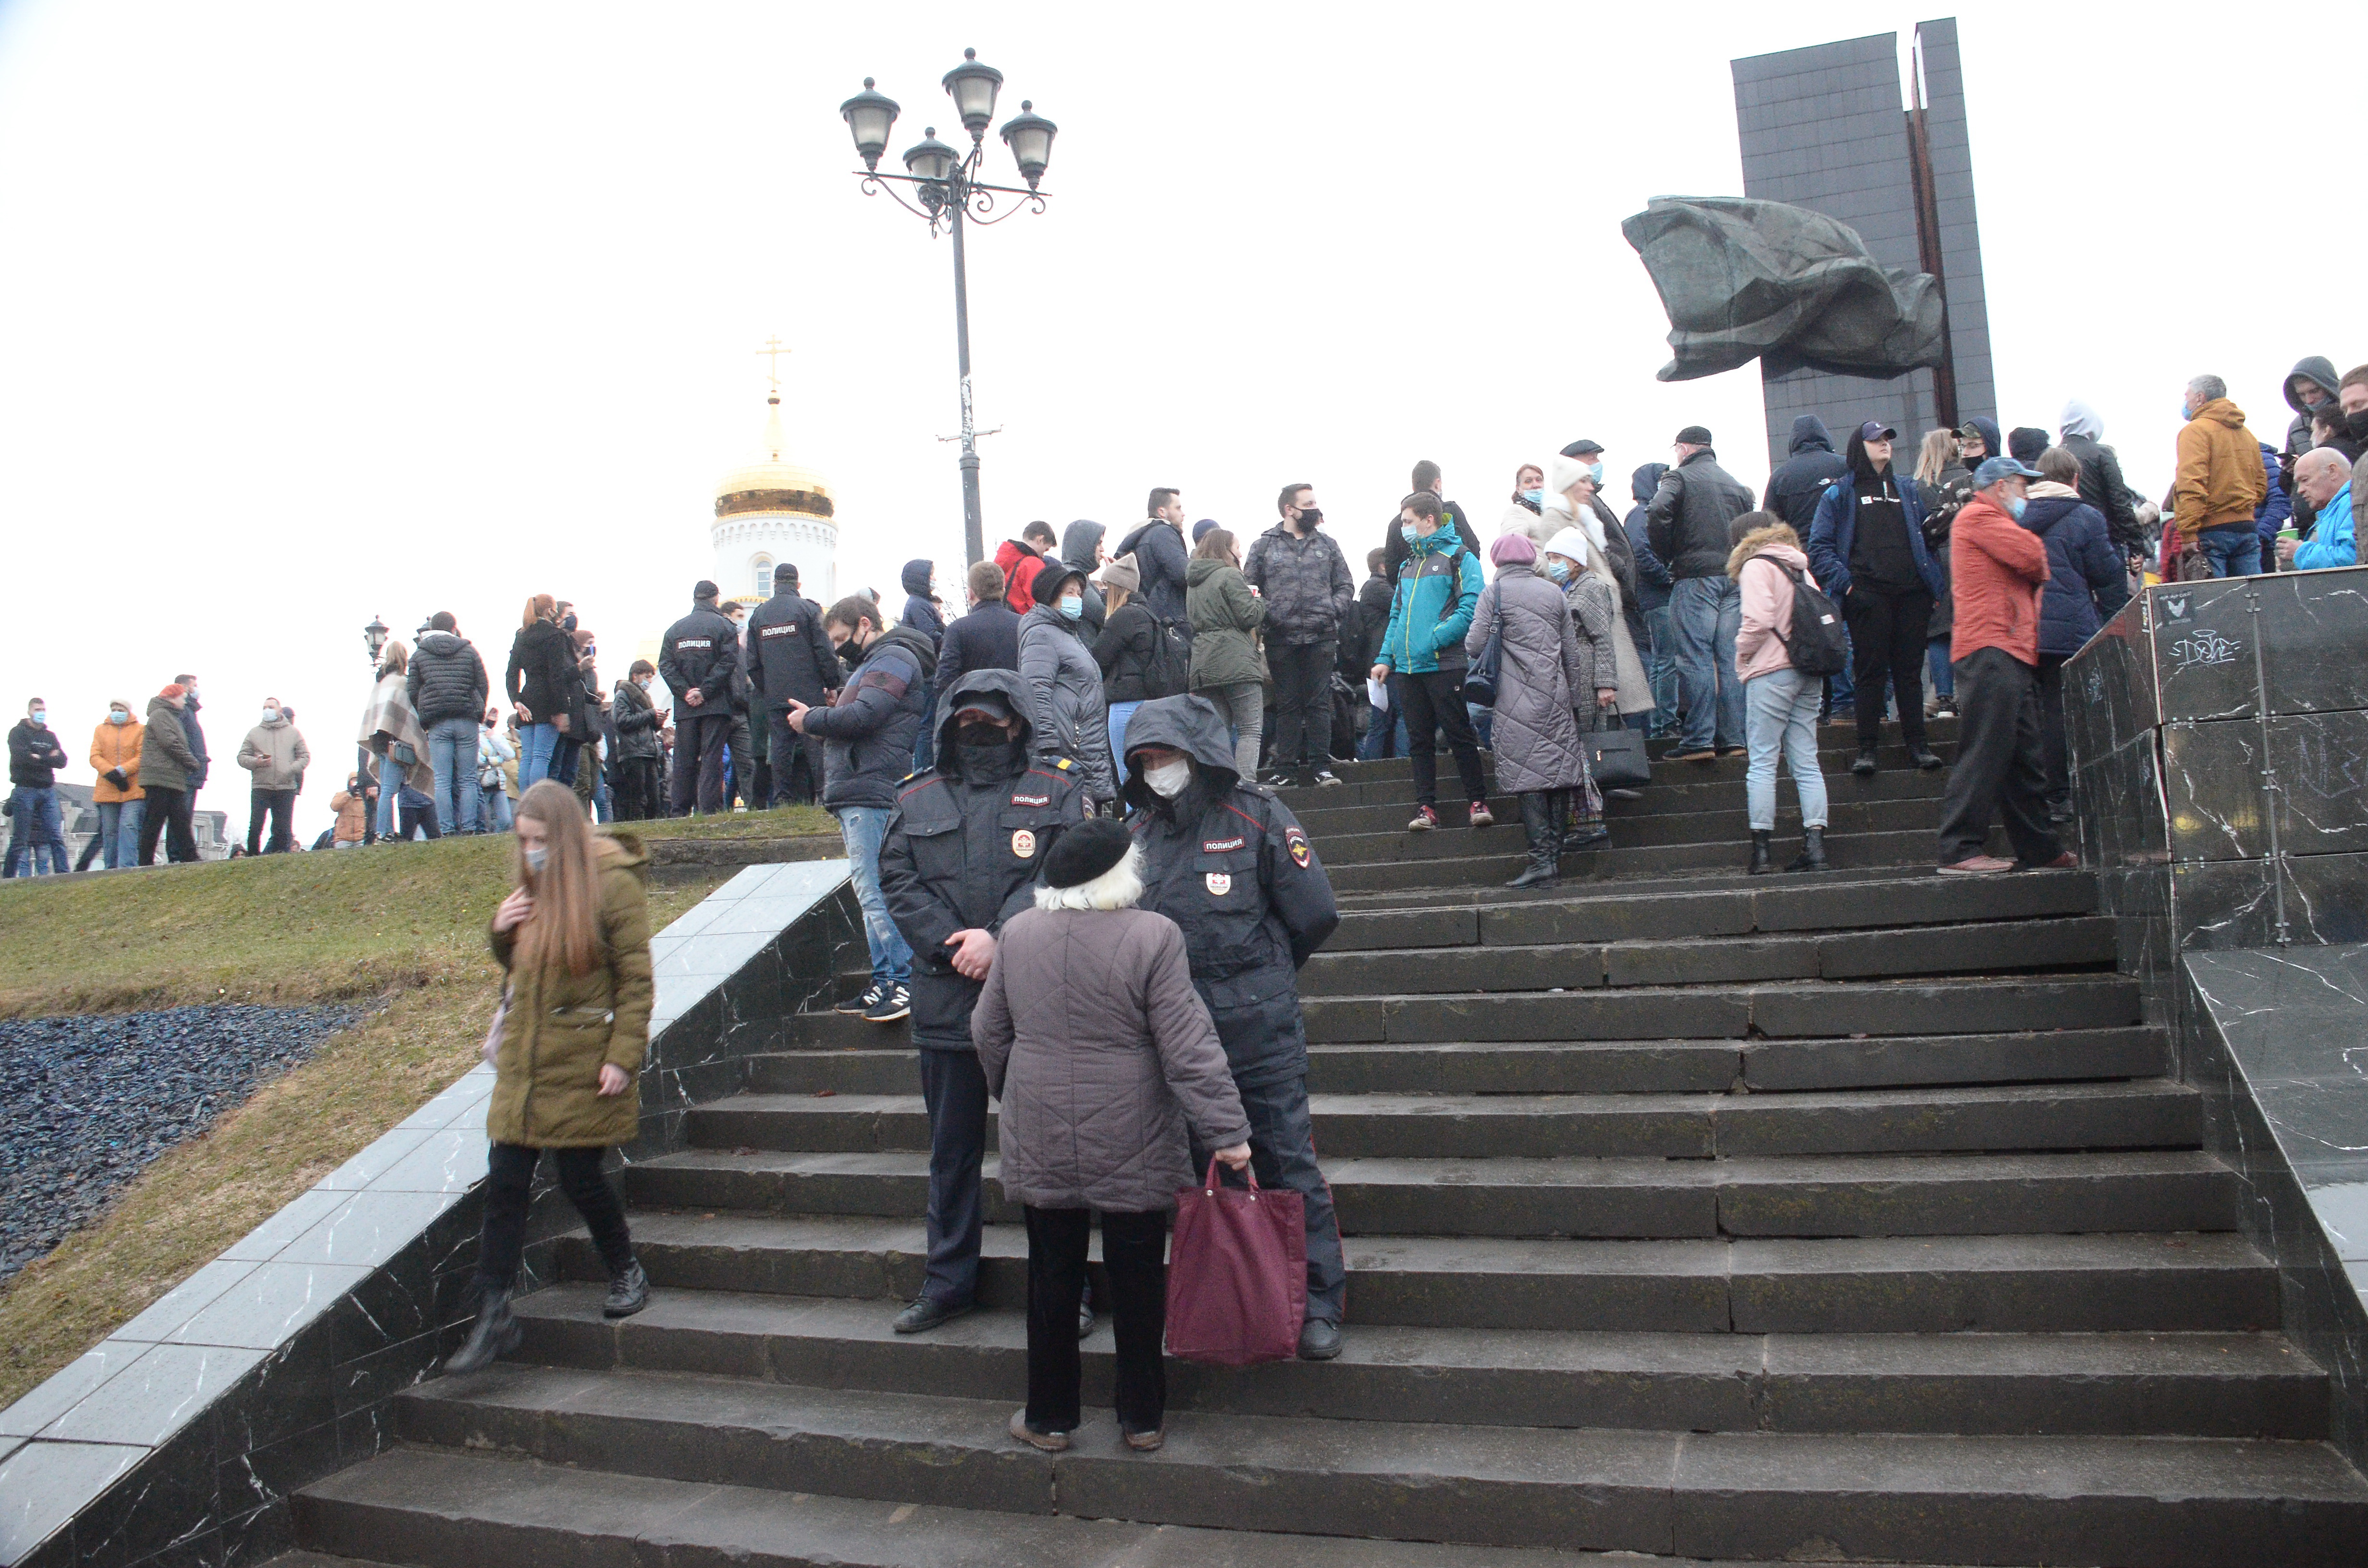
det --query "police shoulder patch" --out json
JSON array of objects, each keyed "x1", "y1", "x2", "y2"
[{"x1": 1284, "y1": 824, "x2": 1313, "y2": 869}]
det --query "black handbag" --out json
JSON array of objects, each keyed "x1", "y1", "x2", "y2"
[{"x1": 1583, "y1": 716, "x2": 1652, "y2": 790}]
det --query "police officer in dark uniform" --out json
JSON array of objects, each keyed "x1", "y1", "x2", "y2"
[
  {"x1": 1119, "y1": 692, "x2": 1346, "y2": 1358},
  {"x1": 746, "y1": 563, "x2": 840, "y2": 806},
  {"x1": 878, "y1": 669, "x2": 1087, "y2": 1334},
  {"x1": 657, "y1": 579, "x2": 741, "y2": 816}
]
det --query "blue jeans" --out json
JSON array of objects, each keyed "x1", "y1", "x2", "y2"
[
  {"x1": 1927, "y1": 638, "x2": 1954, "y2": 701},
  {"x1": 1642, "y1": 602, "x2": 1681, "y2": 737},
  {"x1": 4, "y1": 786, "x2": 67, "y2": 876},
  {"x1": 97, "y1": 798, "x2": 143, "y2": 869},
  {"x1": 2198, "y1": 526, "x2": 2262, "y2": 578},
  {"x1": 1745, "y1": 667, "x2": 1829, "y2": 831},
  {"x1": 517, "y1": 722, "x2": 561, "y2": 792},
  {"x1": 426, "y1": 716, "x2": 481, "y2": 836},
  {"x1": 1107, "y1": 700, "x2": 1143, "y2": 781},
  {"x1": 1358, "y1": 677, "x2": 1410, "y2": 760},
  {"x1": 835, "y1": 805, "x2": 912, "y2": 990},
  {"x1": 913, "y1": 679, "x2": 937, "y2": 774},
  {"x1": 1669, "y1": 576, "x2": 1745, "y2": 751},
  {"x1": 374, "y1": 755, "x2": 400, "y2": 838},
  {"x1": 480, "y1": 789, "x2": 513, "y2": 833}
]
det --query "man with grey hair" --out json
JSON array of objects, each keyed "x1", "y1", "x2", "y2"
[
  {"x1": 2171, "y1": 374, "x2": 2268, "y2": 579},
  {"x1": 2281, "y1": 449, "x2": 2357, "y2": 571}
]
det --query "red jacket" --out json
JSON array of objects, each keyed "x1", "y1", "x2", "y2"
[
  {"x1": 1949, "y1": 492, "x2": 2050, "y2": 666},
  {"x1": 995, "y1": 539, "x2": 1046, "y2": 617}
]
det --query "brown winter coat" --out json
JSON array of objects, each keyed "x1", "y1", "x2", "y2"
[
  {"x1": 484, "y1": 832, "x2": 655, "y2": 1148},
  {"x1": 2171, "y1": 398, "x2": 2268, "y2": 541},
  {"x1": 329, "y1": 788, "x2": 370, "y2": 845},
  {"x1": 973, "y1": 892, "x2": 1250, "y2": 1213}
]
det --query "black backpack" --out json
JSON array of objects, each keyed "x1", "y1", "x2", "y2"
[
  {"x1": 1762, "y1": 557, "x2": 1849, "y2": 676},
  {"x1": 1144, "y1": 618, "x2": 1193, "y2": 699}
]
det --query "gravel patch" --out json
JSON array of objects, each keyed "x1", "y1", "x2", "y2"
[{"x1": 0, "y1": 1004, "x2": 364, "y2": 1282}]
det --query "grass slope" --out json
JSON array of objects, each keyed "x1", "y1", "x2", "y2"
[{"x1": 0, "y1": 818, "x2": 816, "y2": 1409}]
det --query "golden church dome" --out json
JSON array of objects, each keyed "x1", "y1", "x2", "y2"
[{"x1": 714, "y1": 394, "x2": 835, "y2": 521}]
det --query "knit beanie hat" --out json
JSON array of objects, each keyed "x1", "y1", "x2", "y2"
[
  {"x1": 693, "y1": 579, "x2": 720, "y2": 601},
  {"x1": 1098, "y1": 554, "x2": 1141, "y2": 595},
  {"x1": 1548, "y1": 452, "x2": 1592, "y2": 495},
  {"x1": 1191, "y1": 518, "x2": 1220, "y2": 544},
  {"x1": 2008, "y1": 427, "x2": 2050, "y2": 465},
  {"x1": 1489, "y1": 532, "x2": 1539, "y2": 567},
  {"x1": 1042, "y1": 818, "x2": 1133, "y2": 889},
  {"x1": 160, "y1": 683, "x2": 187, "y2": 700},
  {"x1": 1542, "y1": 527, "x2": 1593, "y2": 565}
]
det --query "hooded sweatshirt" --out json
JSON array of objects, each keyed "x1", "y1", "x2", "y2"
[
  {"x1": 2172, "y1": 398, "x2": 2269, "y2": 540},
  {"x1": 2282, "y1": 356, "x2": 2343, "y2": 466},
  {"x1": 1763, "y1": 416, "x2": 1851, "y2": 532},
  {"x1": 2057, "y1": 399, "x2": 2142, "y2": 554},
  {"x1": 1060, "y1": 522, "x2": 1108, "y2": 643},
  {"x1": 899, "y1": 560, "x2": 945, "y2": 647},
  {"x1": 1623, "y1": 464, "x2": 1674, "y2": 611}
]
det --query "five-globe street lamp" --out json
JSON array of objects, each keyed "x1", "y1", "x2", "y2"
[{"x1": 841, "y1": 50, "x2": 1057, "y2": 567}]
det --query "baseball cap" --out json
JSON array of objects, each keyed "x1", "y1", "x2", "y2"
[
  {"x1": 1858, "y1": 421, "x2": 1899, "y2": 442},
  {"x1": 1973, "y1": 455, "x2": 2043, "y2": 487}
]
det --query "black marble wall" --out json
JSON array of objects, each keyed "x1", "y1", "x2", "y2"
[{"x1": 0, "y1": 861, "x2": 863, "y2": 1568}]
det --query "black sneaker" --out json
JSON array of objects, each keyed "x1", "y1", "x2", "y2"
[
  {"x1": 838, "y1": 984, "x2": 882, "y2": 1016},
  {"x1": 1313, "y1": 770, "x2": 1343, "y2": 787},
  {"x1": 1851, "y1": 750, "x2": 1878, "y2": 777},
  {"x1": 863, "y1": 984, "x2": 911, "y2": 1024}
]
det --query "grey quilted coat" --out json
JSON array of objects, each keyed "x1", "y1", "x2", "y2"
[
  {"x1": 1465, "y1": 561, "x2": 1591, "y2": 794},
  {"x1": 1017, "y1": 603, "x2": 1116, "y2": 803},
  {"x1": 973, "y1": 899, "x2": 1251, "y2": 1213},
  {"x1": 1562, "y1": 566, "x2": 1623, "y2": 734}
]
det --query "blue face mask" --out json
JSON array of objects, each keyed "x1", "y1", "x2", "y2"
[
  {"x1": 1057, "y1": 595, "x2": 1083, "y2": 620},
  {"x1": 2179, "y1": 400, "x2": 2194, "y2": 421},
  {"x1": 1543, "y1": 559, "x2": 1570, "y2": 583},
  {"x1": 1588, "y1": 463, "x2": 1604, "y2": 484},
  {"x1": 2006, "y1": 496, "x2": 2028, "y2": 520},
  {"x1": 1401, "y1": 523, "x2": 1421, "y2": 544},
  {"x1": 1519, "y1": 488, "x2": 1543, "y2": 507}
]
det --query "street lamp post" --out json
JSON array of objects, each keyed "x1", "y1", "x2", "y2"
[
  {"x1": 363, "y1": 614, "x2": 389, "y2": 668},
  {"x1": 841, "y1": 51, "x2": 1057, "y2": 567}
]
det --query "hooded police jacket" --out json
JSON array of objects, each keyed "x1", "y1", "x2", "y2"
[
  {"x1": 879, "y1": 669, "x2": 1088, "y2": 1049},
  {"x1": 746, "y1": 587, "x2": 841, "y2": 710},
  {"x1": 1120, "y1": 694, "x2": 1338, "y2": 1086},
  {"x1": 658, "y1": 597, "x2": 743, "y2": 710}
]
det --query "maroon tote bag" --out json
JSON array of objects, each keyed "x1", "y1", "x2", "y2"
[{"x1": 1165, "y1": 1156, "x2": 1306, "y2": 1366}]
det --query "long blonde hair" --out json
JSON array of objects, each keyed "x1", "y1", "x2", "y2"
[
  {"x1": 379, "y1": 639, "x2": 409, "y2": 677},
  {"x1": 512, "y1": 780, "x2": 613, "y2": 977},
  {"x1": 1914, "y1": 428, "x2": 1956, "y2": 488}
]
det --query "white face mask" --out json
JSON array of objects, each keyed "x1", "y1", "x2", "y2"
[
  {"x1": 261, "y1": 708, "x2": 280, "y2": 724},
  {"x1": 1145, "y1": 759, "x2": 1192, "y2": 798},
  {"x1": 523, "y1": 845, "x2": 548, "y2": 872}
]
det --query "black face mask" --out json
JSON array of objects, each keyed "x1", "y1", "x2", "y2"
[
  {"x1": 2344, "y1": 407, "x2": 2368, "y2": 441},
  {"x1": 1295, "y1": 507, "x2": 1322, "y2": 529},
  {"x1": 955, "y1": 737, "x2": 1020, "y2": 780}
]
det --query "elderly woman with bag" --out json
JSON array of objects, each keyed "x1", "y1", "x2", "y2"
[
  {"x1": 442, "y1": 780, "x2": 655, "y2": 1375},
  {"x1": 1468, "y1": 534, "x2": 1595, "y2": 889},
  {"x1": 1540, "y1": 527, "x2": 1622, "y2": 852},
  {"x1": 972, "y1": 819, "x2": 1252, "y2": 1454}
]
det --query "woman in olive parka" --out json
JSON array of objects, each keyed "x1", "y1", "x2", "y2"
[{"x1": 443, "y1": 780, "x2": 654, "y2": 1374}]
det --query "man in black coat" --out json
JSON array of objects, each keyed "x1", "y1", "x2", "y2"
[
  {"x1": 1119, "y1": 694, "x2": 1346, "y2": 1360},
  {"x1": 931, "y1": 560, "x2": 1023, "y2": 730},
  {"x1": 657, "y1": 579, "x2": 741, "y2": 816},
  {"x1": 173, "y1": 672, "x2": 210, "y2": 799},
  {"x1": 747, "y1": 563, "x2": 839, "y2": 808},
  {"x1": 408, "y1": 611, "x2": 491, "y2": 836},
  {"x1": 1380, "y1": 459, "x2": 1484, "y2": 585},
  {"x1": 1763, "y1": 416, "x2": 1850, "y2": 533},
  {"x1": 1113, "y1": 489, "x2": 1193, "y2": 629},
  {"x1": 1646, "y1": 427, "x2": 1756, "y2": 759},
  {"x1": 877, "y1": 670, "x2": 1086, "y2": 1333}
]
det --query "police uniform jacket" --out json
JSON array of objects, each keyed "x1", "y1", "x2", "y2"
[
  {"x1": 1120, "y1": 694, "x2": 1339, "y2": 1086},
  {"x1": 658, "y1": 597, "x2": 742, "y2": 712},
  {"x1": 880, "y1": 669, "x2": 1087, "y2": 1051},
  {"x1": 747, "y1": 588, "x2": 841, "y2": 711}
]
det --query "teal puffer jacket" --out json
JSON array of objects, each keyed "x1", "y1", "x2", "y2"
[{"x1": 1377, "y1": 531, "x2": 1483, "y2": 676}]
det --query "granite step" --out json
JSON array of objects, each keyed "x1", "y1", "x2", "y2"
[
  {"x1": 621, "y1": 1147, "x2": 2235, "y2": 1240},
  {"x1": 556, "y1": 1214, "x2": 2282, "y2": 1334},
  {"x1": 1301, "y1": 974, "x2": 2143, "y2": 1045},
  {"x1": 1313, "y1": 795, "x2": 1955, "y2": 866},
  {"x1": 291, "y1": 1447, "x2": 1994, "y2": 1568},
  {"x1": 750, "y1": 1025, "x2": 2172, "y2": 1098},
  {"x1": 1291, "y1": 769, "x2": 1954, "y2": 839},
  {"x1": 1323, "y1": 828, "x2": 2008, "y2": 892},
  {"x1": 380, "y1": 1364, "x2": 2368, "y2": 1564},
  {"x1": 684, "y1": 1080, "x2": 2200, "y2": 1162},
  {"x1": 1301, "y1": 916, "x2": 2119, "y2": 994},
  {"x1": 1286, "y1": 729, "x2": 1960, "y2": 795},
  {"x1": 506, "y1": 1284, "x2": 2329, "y2": 1439}
]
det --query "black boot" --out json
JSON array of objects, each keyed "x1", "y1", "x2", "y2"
[
  {"x1": 604, "y1": 1258, "x2": 650, "y2": 1319},
  {"x1": 1785, "y1": 825, "x2": 1828, "y2": 873},
  {"x1": 1505, "y1": 794, "x2": 1559, "y2": 888},
  {"x1": 440, "y1": 1284, "x2": 520, "y2": 1375},
  {"x1": 1747, "y1": 829, "x2": 1774, "y2": 874}
]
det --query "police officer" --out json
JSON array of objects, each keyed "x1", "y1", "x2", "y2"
[
  {"x1": 1119, "y1": 693, "x2": 1345, "y2": 1358},
  {"x1": 746, "y1": 562, "x2": 840, "y2": 806},
  {"x1": 657, "y1": 579, "x2": 741, "y2": 816},
  {"x1": 878, "y1": 669, "x2": 1087, "y2": 1334}
]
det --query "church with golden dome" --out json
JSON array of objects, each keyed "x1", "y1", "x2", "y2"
[{"x1": 712, "y1": 351, "x2": 836, "y2": 609}]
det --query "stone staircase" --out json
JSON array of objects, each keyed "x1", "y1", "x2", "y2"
[{"x1": 282, "y1": 725, "x2": 2368, "y2": 1567}]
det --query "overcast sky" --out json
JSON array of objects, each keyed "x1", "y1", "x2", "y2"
[{"x1": 1, "y1": 1, "x2": 2358, "y2": 841}]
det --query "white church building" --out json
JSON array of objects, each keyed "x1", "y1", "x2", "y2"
[{"x1": 711, "y1": 388, "x2": 836, "y2": 611}]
